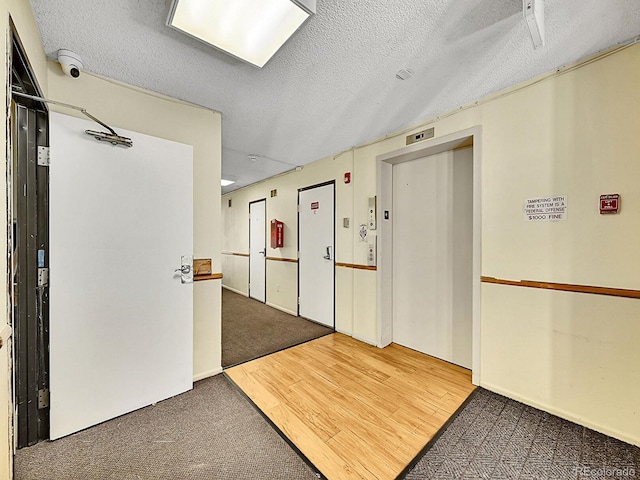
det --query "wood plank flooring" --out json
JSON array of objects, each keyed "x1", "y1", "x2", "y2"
[{"x1": 226, "y1": 333, "x2": 475, "y2": 480}]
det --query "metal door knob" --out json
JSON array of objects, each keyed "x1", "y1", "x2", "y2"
[{"x1": 175, "y1": 265, "x2": 191, "y2": 274}]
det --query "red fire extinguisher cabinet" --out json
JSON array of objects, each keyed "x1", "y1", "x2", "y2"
[{"x1": 270, "y1": 219, "x2": 284, "y2": 248}]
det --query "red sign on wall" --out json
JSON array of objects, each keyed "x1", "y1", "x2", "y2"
[{"x1": 600, "y1": 194, "x2": 620, "y2": 214}]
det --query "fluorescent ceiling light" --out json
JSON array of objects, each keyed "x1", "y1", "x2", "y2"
[
  {"x1": 167, "y1": 0, "x2": 316, "y2": 68},
  {"x1": 221, "y1": 179, "x2": 236, "y2": 186}
]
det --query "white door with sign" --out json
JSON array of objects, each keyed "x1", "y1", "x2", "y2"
[
  {"x1": 298, "y1": 182, "x2": 334, "y2": 327},
  {"x1": 49, "y1": 112, "x2": 193, "y2": 439},
  {"x1": 249, "y1": 199, "x2": 266, "y2": 302}
]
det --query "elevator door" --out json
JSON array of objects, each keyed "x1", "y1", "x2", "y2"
[{"x1": 392, "y1": 148, "x2": 473, "y2": 368}]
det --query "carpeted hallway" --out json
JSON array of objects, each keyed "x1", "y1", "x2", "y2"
[
  {"x1": 14, "y1": 375, "x2": 318, "y2": 480},
  {"x1": 406, "y1": 388, "x2": 640, "y2": 479},
  {"x1": 222, "y1": 287, "x2": 333, "y2": 367}
]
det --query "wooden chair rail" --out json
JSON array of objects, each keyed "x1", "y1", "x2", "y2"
[
  {"x1": 265, "y1": 257, "x2": 298, "y2": 263},
  {"x1": 481, "y1": 276, "x2": 640, "y2": 299},
  {"x1": 335, "y1": 262, "x2": 377, "y2": 271},
  {"x1": 194, "y1": 273, "x2": 223, "y2": 282}
]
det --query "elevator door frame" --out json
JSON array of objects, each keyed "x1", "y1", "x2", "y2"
[{"x1": 376, "y1": 126, "x2": 482, "y2": 385}]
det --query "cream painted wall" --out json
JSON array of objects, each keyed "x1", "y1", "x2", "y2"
[
  {"x1": 222, "y1": 43, "x2": 640, "y2": 445},
  {"x1": 265, "y1": 261, "x2": 297, "y2": 315},
  {"x1": 220, "y1": 255, "x2": 249, "y2": 296},
  {"x1": 481, "y1": 284, "x2": 640, "y2": 445},
  {"x1": 46, "y1": 63, "x2": 223, "y2": 381}
]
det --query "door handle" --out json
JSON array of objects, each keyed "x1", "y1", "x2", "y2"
[
  {"x1": 174, "y1": 256, "x2": 193, "y2": 284},
  {"x1": 259, "y1": 249, "x2": 266, "y2": 256},
  {"x1": 323, "y1": 246, "x2": 332, "y2": 260},
  {"x1": 174, "y1": 265, "x2": 191, "y2": 275}
]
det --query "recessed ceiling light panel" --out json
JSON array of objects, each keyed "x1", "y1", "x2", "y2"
[
  {"x1": 221, "y1": 179, "x2": 236, "y2": 186},
  {"x1": 167, "y1": 0, "x2": 316, "y2": 68}
]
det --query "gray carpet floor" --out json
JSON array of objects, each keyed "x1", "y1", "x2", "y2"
[
  {"x1": 222, "y1": 288, "x2": 333, "y2": 367},
  {"x1": 14, "y1": 375, "x2": 318, "y2": 480},
  {"x1": 405, "y1": 388, "x2": 640, "y2": 480}
]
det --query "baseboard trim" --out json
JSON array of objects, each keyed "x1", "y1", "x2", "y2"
[
  {"x1": 351, "y1": 333, "x2": 377, "y2": 347},
  {"x1": 335, "y1": 327, "x2": 352, "y2": 337},
  {"x1": 265, "y1": 302, "x2": 297, "y2": 316},
  {"x1": 193, "y1": 367, "x2": 223, "y2": 382},
  {"x1": 332, "y1": 330, "x2": 377, "y2": 348},
  {"x1": 221, "y1": 285, "x2": 248, "y2": 296},
  {"x1": 481, "y1": 381, "x2": 640, "y2": 447}
]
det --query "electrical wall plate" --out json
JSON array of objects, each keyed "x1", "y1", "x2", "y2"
[
  {"x1": 368, "y1": 196, "x2": 377, "y2": 230},
  {"x1": 367, "y1": 241, "x2": 377, "y2": 267}
]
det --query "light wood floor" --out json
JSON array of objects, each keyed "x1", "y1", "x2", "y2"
[{"x1": 226, "y1": 333, "x2": 475, "y2": 480}]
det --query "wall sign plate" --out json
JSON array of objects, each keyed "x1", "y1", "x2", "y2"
[{"x1": 600, "y1": 194, "x2": 619, "y2": 214}]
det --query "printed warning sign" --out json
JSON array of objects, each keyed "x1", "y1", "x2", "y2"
[
  {"x1": 311, "y1": 201, "x2": 319, "y2": 210},
  {"x1": 523, "y1": 195, "x2": 567, "y2": 222}
]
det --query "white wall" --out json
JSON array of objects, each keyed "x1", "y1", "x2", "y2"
[{"x1": 222, "y1": 43, "x2": 640, "y2": 445}]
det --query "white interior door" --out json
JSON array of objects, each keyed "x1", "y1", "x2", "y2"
[
  {"x1": 49, "y1": 112, "x2": 193, "y2": 439},
  {"x1": 392, "y1": 148, "x2": 473, "y2": 368},
  {"x1": 249, "y1": 199, "x2": 266, "y2": 302},
  {"x1": 298, "y1": 183, "x2": 334, "y2": 327}
]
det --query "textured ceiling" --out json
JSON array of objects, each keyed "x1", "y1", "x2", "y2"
[{"x1": 29, "y1": 0, "x2": 640, "y2": 193}]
